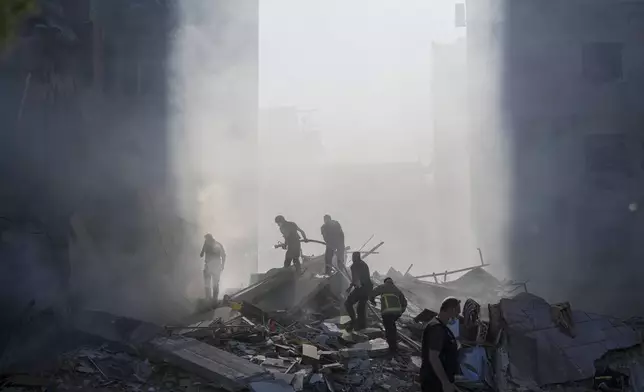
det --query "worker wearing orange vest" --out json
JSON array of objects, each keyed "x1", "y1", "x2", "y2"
[{"x1": 370, "y1": 277, "x2": 407, "y2": 353}]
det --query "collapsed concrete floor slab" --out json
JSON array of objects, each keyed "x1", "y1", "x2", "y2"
[{"x1": 146, "y1": 336, "x2": 273, "y2": 391}]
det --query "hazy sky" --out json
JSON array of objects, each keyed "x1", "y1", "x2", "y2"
[{"x1": 259, "y1": 0, "x2": 463, "y2": 162}]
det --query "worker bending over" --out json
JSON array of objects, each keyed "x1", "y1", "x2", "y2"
[
  {"x1": 274, "y1": 215, "x2": 308, "y2": 273},
  {"x1": 345, "y1": 251, "x2": 373, "y2": 331},
  {"x1": 321, "y1": 214, "x2": 345, "y2": 275},
  {"x1": 370, "y1": 277, "x2": 408, "y2": 353},
  {"x1": 200, "y1": 233, "x2": 226, "y2": 300}
]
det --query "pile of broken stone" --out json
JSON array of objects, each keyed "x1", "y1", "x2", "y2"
[
  {"x1": 0, "y1": 305, "x2": 423, "y2": 392},
  {"x1": 2, "y1": 254, "x2": 644, "y2": 392}
]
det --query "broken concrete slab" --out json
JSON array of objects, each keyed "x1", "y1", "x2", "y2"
[
  {"x1": 291, "y1": 370, "x2": 308, "y2": 391},
  {"x1": 146, "y1": 336, "x2": 272, "y2": 391},
  {"x1": 500, "y1": 293, "x2": 642, "y2": 385},
  {"x1": 324, "y1": 315, "x2": 352, "y2": 325},
  {"x1": 272, "y1": 372, "x2": 295, "y2": 385},
  {"x1": 339, "y1": 347, "x2": 368, "y2": 359},
  {"x1": 340, "y1": 329, "x2": 369, "y2": 343},
  {"x1": 320, "y1": 322, "x2": 342, "y2": 337},
  {"x1": 301, "y1": 344, "x2": 320, "y2": 362},
  {"x1": 249, "y1": 380, "x2": 295, "y2": 392},
  {"x1": 353, "y1": 338, "x2": 390, "y2": 357}
]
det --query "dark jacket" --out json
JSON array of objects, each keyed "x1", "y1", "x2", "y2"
[
  {"x1": 370, "y1": 281, "x2": 407, "y2": 315},
  {"x1": 421, "y1": 317, "x2": 459, "y2": 385},
  {"x1": 280, "y1": 221, "x2": 302, "y2": 246},
  {"x1": 201, "y1": 239, "x2": 226, "y2": 264},
  {"x1": 321, "y1": 220, "x2": 344, "y2": 246},
  {"x1": 350, "y1": 260, "x2": 372, "y2": 291}
]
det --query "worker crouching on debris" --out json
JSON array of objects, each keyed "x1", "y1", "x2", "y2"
[
  {"x1": 370, "y1": 277, "x2": 407, "y2": 353},
  {"x1": 421, "y1": 297, "x2": 461, "y2": 392},
  {"x1": 200, "y1": 233, "x2": 226, "y2": 300},
  {"x1": 321, "y1": 214, "x2": 345, "y2": 275},
  {"x1": 345, "y1": 251, "x2": 373, "y2": 331},
  {"x1": 274, "y1": 215, "x2": 308, "y2": 273}
]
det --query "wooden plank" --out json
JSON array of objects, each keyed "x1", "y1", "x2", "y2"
[{"x1": 147, "y1": 336, "x2": 271, "y2": 391}]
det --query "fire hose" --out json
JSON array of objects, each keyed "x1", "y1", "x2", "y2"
[{"x1": 273, "y1": 238, "x2": 327, "y2": 249}]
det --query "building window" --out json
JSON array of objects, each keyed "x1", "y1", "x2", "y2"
[
  {"x1": 582, "y1": 43, "x2": 623, "y2": 83},
  {"x1": 585, "y1": 134, "x2": 630, "y2": 175}
]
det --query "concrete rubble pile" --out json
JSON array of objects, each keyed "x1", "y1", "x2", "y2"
[{"x1": 2, "y1": 251, "x2": 644, "y2": 392}]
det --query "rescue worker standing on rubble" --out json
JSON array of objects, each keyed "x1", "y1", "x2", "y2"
[
  {"x1": 421, "y1": 297, "x2": 461, "y2": 392},
  {"x1": 345, "y1": 251, "x2": 373, "y2": 331},
  {"x1": 321, "y1": 214, "x2": 345, "y2": 275},
  {"x1": 274, "y1": 215, "x2": 308, "y2": 273},
  {"x1": 200, "y1": 233, "x2": 226, "y2": 300},
  {"x1": 370, "y1": 277, "x2": 407, "y2": 353}
]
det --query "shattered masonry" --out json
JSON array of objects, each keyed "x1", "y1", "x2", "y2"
[{"x1": 1, "y1": 247, "x2": 642, "y2": 392}]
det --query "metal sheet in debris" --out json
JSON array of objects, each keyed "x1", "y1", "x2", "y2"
[
  {"x1": 147, "y1": 336, "x2": 271, "y2": 391},
  {"x1": 500, "y1": 293, "x2": 641, "y2": 385}
]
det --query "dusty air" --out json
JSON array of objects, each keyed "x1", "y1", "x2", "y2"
[{"x1": 0, "y1": 1, "x2": 642, "y2": 391}]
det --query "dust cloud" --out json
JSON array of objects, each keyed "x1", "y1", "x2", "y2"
[
  {"x1": 255, "y1": 0, "x2": 483, "y2": 278},
  {"x1": 173, "y1": 0, "x2": 495, "y2": 289},
  {"x1": 0, "y1": 0, "x2": 514, "y2": 327},
  {"x1": 169, "y1": 0, "x2": 259, "y2": 295}
]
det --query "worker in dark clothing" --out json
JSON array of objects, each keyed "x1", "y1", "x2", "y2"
[
  {"x1": 370, "y1": 277, "x2": 407, "y2": 353},
  {"x1": 274, "y1": 215, "x2": 307, "y2": 273},
  {"x1": 321, "y1": 214, "x2": 345, "y2": 275},
  {"x1": 421, "y1": 297, "x2": 462, "y2": 392},
  {"x1": 345, "y1": 252, "x2": 373, "y2": 331},
  {"x1": 200, "y1": 233, "x2": 226, "y2": 300}
]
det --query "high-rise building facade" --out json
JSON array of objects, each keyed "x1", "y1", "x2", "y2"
[{"x1": 467, "y1": 0, "x2": 644, "y2": 314}]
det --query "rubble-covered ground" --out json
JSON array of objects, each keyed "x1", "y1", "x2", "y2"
[{"x1": 2, "y1": 251, "x2": 644, "y2": 392}]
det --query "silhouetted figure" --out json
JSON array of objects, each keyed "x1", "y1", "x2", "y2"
[
  {"x1": 321, "y1": 214, "x2": 345, "y2": 275},
  {"x1": 345, "y1": 251, "x2": 372, "y2": 331},
  {"x1": 200, "y1": 233, "x2": 226, "y2": 300},
  {"x1": 370, "y1": 277, "x2": 407, "y2": 353},
  {"x1": 274, "y1": 215, "x2": 307, "y2": 273}
]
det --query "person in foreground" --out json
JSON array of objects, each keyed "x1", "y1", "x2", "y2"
[
  {"x1": 370, "y1": 277, "x2": 407, "y2": 353},
  {"x1": 421, "y1": 297, "x2": 461, "y2": 392}
]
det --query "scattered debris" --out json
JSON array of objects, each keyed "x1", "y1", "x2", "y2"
[{"x1": 3, "y1": 245, "x2": 643, "y2": 392}]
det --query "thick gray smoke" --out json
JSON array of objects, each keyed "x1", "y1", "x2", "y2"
[
  {"x1": 0, "y1": 0, "x2": 259, "y2": 324},
  {"x1": 255, "y1": 0, "x2": 483, "y2": 278},
  {"x1": 170, "y1": 0, "x2": 258, "y2": 294}
]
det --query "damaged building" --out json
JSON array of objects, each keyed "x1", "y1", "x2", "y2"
[
  {"x1": 467, "y1": 0, "x2": 644, "y2": 315},
  {"x1": 0, "y1": 0, "x2": 259, "y2": 322}
]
